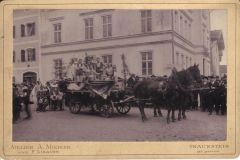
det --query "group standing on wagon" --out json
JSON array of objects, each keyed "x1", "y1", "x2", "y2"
[{"x1": 65, "y1": 56, "x2": 115, "y2": 82}]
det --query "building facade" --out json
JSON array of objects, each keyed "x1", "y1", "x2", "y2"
[
  {"x1": 14, "y1": 9, "x2": 216, "y2": 83},
  {"x1": 219, "y1": 65, "x2": 227, "y2": 77},
  {"x1": 210, "y1": 30, "x2": 225, "y2": 76},
  {"x1": 13, "y1": 10, "x2": 41, "y2": 83}
]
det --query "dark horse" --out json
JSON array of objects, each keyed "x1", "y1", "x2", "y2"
[
  {"x1": 165, "y1": 64, "x2": 202, "y2": 123},
  {"x1": 133, "y1": 64, "x2": 201, "y2": 123},
  {"x1": 133, "y1": 77, "x2": 168, "y2": 122}
]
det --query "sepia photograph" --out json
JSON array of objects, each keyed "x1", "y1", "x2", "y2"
[
  {"x1": 11, "y1": 9, "x2": 228, "y2": 142},
  {"x1": 12, "y1": 9, "x2": 227, "y2": 142}
]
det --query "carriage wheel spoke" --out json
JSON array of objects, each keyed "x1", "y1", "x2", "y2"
[
  {"x1": 116, "y1": 103, "x2": 131, "y2": 114},
  {"x1": 70, "y1": 103, "x2": 81, "y2": 114}
]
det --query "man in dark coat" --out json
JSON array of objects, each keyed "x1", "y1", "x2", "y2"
[
  {"x1": 21, "y1": 85, "x2": 32, "y2": 119},
  {"x1": 13, "y1": 84, "x2": 21, "y2": 123},
  {"x1": 127, "y1": 74, "x2": 136, "y2": 88},
  {"x1": 218, "y1": 78, "x2": 227, "y2": 115},
  {"x1": 213, "y1": 77, "x2": 221, "y2": 114},
  {"x1": 208, "y1": 76, "x2": 220, "y2": 115},
  {"x1": 200, "y1": 76, "x2": 210, "y2": 112}
]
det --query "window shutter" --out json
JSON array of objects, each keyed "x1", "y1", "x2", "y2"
[
  {"x1": 21, "y1": 25, "x2": 25, "y2": 37},
  {"x1": 21, "y1": 50, "x2": 25, "y2": 62},
  {"x1": 32, "y1": 23, "x2": 35, "y2": 35}
]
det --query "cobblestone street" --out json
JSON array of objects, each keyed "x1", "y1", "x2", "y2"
[{"x1": 13, "y1": 104, "x2": 226, "y2": 141}]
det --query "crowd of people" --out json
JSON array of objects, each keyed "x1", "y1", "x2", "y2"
[
  {"x1": 199, "y1": 75, "x2": 227, "y2": 115},
  {"x1": 172, "y1": 74, "x2": 227, "y2": 115},
  {"x1": 12, "y1": 81, "x2": 65, "y2": 123},
  {"x1": 12, "y1": 61, "x2": 227, "y2": 124},
  {"x1": 65, "y1": 56, "x2": 115, "y2": 82}
]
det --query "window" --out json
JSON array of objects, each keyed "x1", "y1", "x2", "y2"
[
  {"x1": 26, "y1": 23, "x2": 35, "y2": 36},
  {"x1": 174, "y1": 11, "x2": 178, "y2": 23},
  {"x1": 176, "y1": 52, "x2": 179, "y2": 65},
  {"x1": 102, "y1": 55, "x2": 112, "y2": 64},
  {"x1": 207, "y1": 36, "x2": 209, "y2": 49},
  {"x1": 27, "y1": 48, "x2": 36, "y2": 62},
  {"x1": 141, "y1": 51, "x2": 152, "y2": 76},
  {"x1": 188, "y1": 23, "x2": 192, "y2": 40},
  {"x1": 13, "y1": 51, "x2": 15, "y2": 63},
  {"x1": 54, "y1": 58, "x2": 63, "y2": 80},
  {"x1": 189, "y1": 57, "x2": 192, "y2": 66},
  {"x1": 20, "y1": 48, "x2": 36, "y2": 62},
  {"x1": 102, "y1": 15, "x2": 112, "y2": 37},
  {"x1": 21, "y1": 24, "x2": 25, "y2": 37},
  {"x1": 184, "y1": 20, "x2": 188, "y2": 39},
  {"x1": 202, "y1": 29, "x2": 205, "y2": 46},
  {"x1": 53, "y1": 23, "x2": 61, "y2": 43},
  {"x1": 141, "y1": 10, "x2": 152, "y2": 33},
  {"x1": 181, "y1": 54, "x2": 184, "y2": 69},
  {"x1": 186, "y1": 56, "x2": 188, "y2": 68},
  {"x1": 84, "y1": 18, "x2": 93, "y2": 40},
  {"x1": 203, "y1": 58, "x2": 205, "y2": 75},
  {"x1": 180, "y1": 16, "x2": 183, "y2": 35},
  {"x1": 174, "y1": 11, "x2": 179, "y2": 32},
  {"x1": 20, "y1": 23, "x2": 35, "y2": 37},
  {"x1": 13, "y1": 26, "x2": 15, "y2": 38},
  {"x1": 21, "y1": 50, "x2": 26, "y2": 62}
]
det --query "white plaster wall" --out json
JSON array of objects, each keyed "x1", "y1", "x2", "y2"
[{"x1": 41, "y1": 10, "x2": 173, "y2": 46}]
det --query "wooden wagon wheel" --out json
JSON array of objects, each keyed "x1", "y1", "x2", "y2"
[
  {"x1": 116, "y1": 103, "x2": 131, "y2": 114},
  {"x1": 69, "y1": 103, "x2": 81, "y2": 114},
  {"x1": 99, "y1": 104, "x2": 114, "y2": 118}
]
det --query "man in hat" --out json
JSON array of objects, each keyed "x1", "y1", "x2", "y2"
[
  {"x1": 21, "y1": 84, "x2": 32, "y2": 119},
  {"x1": 127, "y1": 74, "x2": 136, "y2": 88},
  {"x1": 208, "y1": 76, "x2": 220, "y2": 115},
  {"x1": 212, "y1": 76, "x2": 221, "y2": 115},
  {"x1": 200, "y1": 76, "x2": 209, "y2": 112}
]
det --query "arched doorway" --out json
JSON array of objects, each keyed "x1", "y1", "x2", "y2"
[{"x1": 23, "y1": 72, "x2": 37, "y2": 84}]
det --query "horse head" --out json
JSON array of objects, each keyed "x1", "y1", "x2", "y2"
[{"x1": 187, "y1": 64, "x2": 202, "y2": 84}]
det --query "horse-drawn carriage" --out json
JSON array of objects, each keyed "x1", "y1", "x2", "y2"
[
  {"x1": 50, "y1": 64, "x2": 212, "y2": 123},
  {"x1": 58, "y1": 79, "x2": 133, "y2": 117}
]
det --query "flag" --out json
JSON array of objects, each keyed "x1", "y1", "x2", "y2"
[{"x1": 89, "y1": 80, "x2": 115, "y2": 99}]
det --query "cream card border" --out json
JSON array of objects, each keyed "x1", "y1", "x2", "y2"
[{"x1": 0, "y1": 0, "x2": 239, "y2": 159}]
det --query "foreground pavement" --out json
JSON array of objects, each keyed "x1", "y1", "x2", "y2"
[{"x1": 13, "y1": 104, "x2": 226, "y2": 141}]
